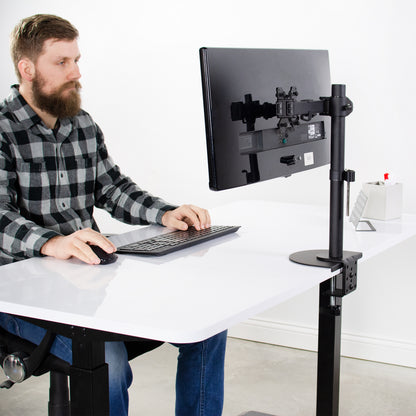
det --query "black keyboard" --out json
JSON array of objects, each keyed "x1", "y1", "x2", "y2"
[{"x1": 117, "y1": 225, "x2": 240, "y2": 256}]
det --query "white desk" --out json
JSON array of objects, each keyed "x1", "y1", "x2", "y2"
[
  {"x1": 1, "y1": 201, "x2": 415, "y2": 415},
  {"x1": 0, "y1": 202, "x2": 337, "y2": 343}
]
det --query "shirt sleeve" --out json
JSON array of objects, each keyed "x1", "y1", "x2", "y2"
[
  {"x1": 0, "y1": 135, "x2": 60, "y2": 264},
  {"x1": 93, "y1": 125, "x2": 178, "y2": 226}
]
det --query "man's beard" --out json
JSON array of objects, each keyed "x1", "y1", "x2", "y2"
[{"x1": 32, "y1": 75, "x2": 82, "y2": 119}]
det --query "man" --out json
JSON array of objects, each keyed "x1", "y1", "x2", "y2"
[{"x1": 0, "y1": 14, "x2": 227, "y2": 415}]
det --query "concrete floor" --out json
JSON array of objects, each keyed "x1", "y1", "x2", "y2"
[{"x1": 1, "y1": 337, "x2": 415, "y2": 415}]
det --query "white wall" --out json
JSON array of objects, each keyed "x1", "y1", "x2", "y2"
[{"x1": 1, "y1": 0, "x2": 415, "y2": 366}]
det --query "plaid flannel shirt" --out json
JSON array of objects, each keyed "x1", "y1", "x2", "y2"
[{"x1": 0, "y1": 85, "x2": 177, "y2": 265}]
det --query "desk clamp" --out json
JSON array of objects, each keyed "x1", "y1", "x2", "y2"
[
  {"x1": 291, "y1": 249, "x2": 362, "y2": 315},
  {"x1": 316, "y1": 251, "x2": 362, "y2": 315}
]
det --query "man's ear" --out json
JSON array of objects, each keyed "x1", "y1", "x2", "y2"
[{"x1": 17, "y1": 58, "x2": 35, "y2": 82}]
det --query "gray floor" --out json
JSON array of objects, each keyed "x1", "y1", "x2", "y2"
[{"x1": 1, "y1": 337, "x2": 415, "y2": 415}]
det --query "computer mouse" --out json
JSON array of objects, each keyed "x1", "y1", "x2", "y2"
[{"x1": 89, "y1": 245, "x2": 118, "y2": 265}]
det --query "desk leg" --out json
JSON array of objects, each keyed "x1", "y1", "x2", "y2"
[
  {"x1": 239, "y1": 278, "x2": 343, "y2": 416},
  {"x1": 70, "y1": 340, "x2": 109, "y2": 416},
  {"x1": 316, "y1": 279, "x2": 342, "y2": 416}
]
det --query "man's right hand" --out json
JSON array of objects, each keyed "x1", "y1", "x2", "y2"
[{"x1": 40, "y1": 228, "x2": 117, "y2": 265}]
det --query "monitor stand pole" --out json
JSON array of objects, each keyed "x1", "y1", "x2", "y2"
[{"x1": 290, "y1": 84, "x2": 362, "y2": 416}]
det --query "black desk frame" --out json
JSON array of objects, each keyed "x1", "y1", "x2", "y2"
[{"x1": 19, "y1": 316, "x2": 144, "y2": 416}]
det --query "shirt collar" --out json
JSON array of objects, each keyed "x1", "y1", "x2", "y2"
[
  {"x1": 7, "y1": 85, "x2": 44, "y2": 130},
  {"x1": 7, "y1": 85, "x2": 75, "y2": 139}
]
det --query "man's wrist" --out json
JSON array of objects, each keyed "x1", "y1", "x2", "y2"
[
  {"x1": 40, "y1": 235, "x2": 62, "y2": 256},
  {"x1": 32, "y1": 230, "x2": 62, "y2": 258}
]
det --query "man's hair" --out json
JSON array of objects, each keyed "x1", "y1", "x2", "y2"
[{"x1": 10, "y1": 14, "x2": 79, "y2": 82}]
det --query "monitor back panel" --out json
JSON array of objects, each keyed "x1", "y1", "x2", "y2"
[{"x1": 200, "y1": 47, "x2": 331, "y2": 191}]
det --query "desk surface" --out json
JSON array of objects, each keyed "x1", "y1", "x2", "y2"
[{"x1": 1, "y1": 201, "x2": 415, "y2": 343}]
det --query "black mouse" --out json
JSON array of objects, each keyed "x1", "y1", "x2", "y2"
[{"x1": 89, "y1": 245, "x2": 118, "y2": 265}]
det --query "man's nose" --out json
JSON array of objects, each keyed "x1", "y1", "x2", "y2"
[{"x1": 68, "y1": 62, "x2": 81, "y2": 81}]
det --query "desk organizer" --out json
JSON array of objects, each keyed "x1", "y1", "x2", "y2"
[{"x1": 362, "y1": 181, "x2": 403, "y2": 220}]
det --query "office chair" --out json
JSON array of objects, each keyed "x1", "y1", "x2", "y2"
[
  {"x1": 0, "y1": 325, "x2": 164, "y2": 415},
  {"x1": 0, "y1": 326, "x2": 70, "y2": 415}
]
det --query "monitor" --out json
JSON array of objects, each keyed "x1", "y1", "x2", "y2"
[{"x1": 199, "y1": 47, "x2": 331, "y2": 191}]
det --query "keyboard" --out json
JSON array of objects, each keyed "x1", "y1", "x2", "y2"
[{"x1": 116, "y1": 225, "x2": 240, "y2": 256}]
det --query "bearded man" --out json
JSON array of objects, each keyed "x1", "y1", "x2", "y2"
[{"x1": 0, "y1": 14, "x2": 227, "y2": 416}]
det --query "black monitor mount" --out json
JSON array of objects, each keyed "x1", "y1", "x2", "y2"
[
  {"x1": 232, "y1": 84, "x2": 362, "y2": 416},
  {"x1": 231, "y1": 84, "x2": 361, "y2": 267}
]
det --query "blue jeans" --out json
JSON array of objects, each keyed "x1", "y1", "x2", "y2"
[{"x1": 0, "y1": 313, "x2": 227, "y2": 416}]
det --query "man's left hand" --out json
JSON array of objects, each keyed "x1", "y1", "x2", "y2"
[{"x1": 161, "y1": 205, "x2": 211, "y2": 231}]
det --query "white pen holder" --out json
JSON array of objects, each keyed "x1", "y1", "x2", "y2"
[{"x1": 362, "y1": 182, "x2": 403, "y2": 220}]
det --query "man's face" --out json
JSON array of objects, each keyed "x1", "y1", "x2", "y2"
[{"x1": 31, "y1": 38, "x2": 82, "y2": 118}]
